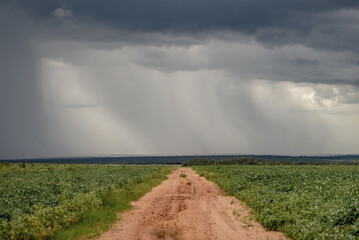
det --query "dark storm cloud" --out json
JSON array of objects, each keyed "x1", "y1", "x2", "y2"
[
  {"x1": 3, "y1": 1, "x2": 358, "y2": 42},
  {"x1": 1, "y1": 0, "x2": 359, "y2": 159},
  {"x1": 2, "y1": 0, "x2": 359, "y2": 58},
  {"x1": 4, "y1": 0, "x2": 359, "y2": 62},
  {"x1": 300, "y1": 78, "x2": 359, "y2": 87},
  {"x1": 5, "y1": 0, "x2": 357, "y2": 31}
]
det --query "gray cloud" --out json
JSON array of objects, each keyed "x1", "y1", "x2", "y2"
[
  {"x1": 1, "y1": 1, "x2": 359, "y2": 159},
  {"x1": 0, "y1": 9, "x2": 60, "y2": 158},
  {"x1": 7, "y1": 1, "x2": 357, "y2": 31},
  {"x1": 5, "y1": 0, "x2": 356, "y2": 88},
  {"x1": 53, "y1": 5, "x2": 72, "y2": 18},
  {"x1": 2, "y1": 1, "x2": 357, "y2": 48},
  {"x1": 34, "y1": 44, "x2": 359, "y2": 157},
  {"x1": 124, "y1": 41, "x2": 359, "y2": 89}
]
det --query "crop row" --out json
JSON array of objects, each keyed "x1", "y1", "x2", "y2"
[
  {"x1": 193, "y1": 165, "x2": 359, "y2": 240},
  {"x1": 0, "y1": 164, "x2": 167, "y2": 239}
]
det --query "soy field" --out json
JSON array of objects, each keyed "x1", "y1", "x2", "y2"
[
  {"x1": 193, "y1": 165, "x2": 359, "y2": 240},
  {"x1": 0, "y1": 163, "x2": 171, "y2": 239}
]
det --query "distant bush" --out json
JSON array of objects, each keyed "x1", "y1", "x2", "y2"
[
  {"x1": 182, "y1": 157, "x2": 340, "y2": 166},
  {"x1": 183, "y1": 157, "x2": 215, "y2": 166},
  {"x1": 183, "y1": 157, "x2": 262, "y2": 166}
]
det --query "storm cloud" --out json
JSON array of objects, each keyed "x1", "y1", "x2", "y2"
[{"x1": 1, "y1": 1, "x2": 359, "y2": 159}]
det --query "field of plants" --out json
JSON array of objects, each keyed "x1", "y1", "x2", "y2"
[
  {"x1": 0, "y1": 163, "x2": 171, "y2": 239},
  {"x1": 193, "y1": 165, "x2": 359, "y2": 240}
]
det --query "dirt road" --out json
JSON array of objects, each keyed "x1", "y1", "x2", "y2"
[{"x1": 97, "y1": 167, "x2": 289, "y2": 240}]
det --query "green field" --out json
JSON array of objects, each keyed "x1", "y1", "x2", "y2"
[
  {"x1": 0, "y1": 163, "x2": 172, "y2": 240},
  {"x1": 193, "y1": 165, "x2": 359, "y2": 240}
]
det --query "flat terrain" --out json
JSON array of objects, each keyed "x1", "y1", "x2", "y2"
[
  {"x1": 97, "y1": 167, "x2": 288, "y2": 240},
  {"x1": 194, "y1": 165, "x2": 359, "y2": 239},
  {"x1": 0, "y1": 164, "x2": 171, "y2": 239}
]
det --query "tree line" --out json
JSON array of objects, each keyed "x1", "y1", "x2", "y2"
[{"x1": 182, "y1": 157, "x2": 359, "y2": 166}]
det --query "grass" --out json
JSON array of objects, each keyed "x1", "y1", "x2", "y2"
[
  {"x1": 232, "y1": 210, "x2": 240, "y2": 220},
  {"x1": 52, "y1": 167, "x2": 174, "y2": 240},
  {"x1": 179, "y1": 173, "x2": 187, "y2": 178}
]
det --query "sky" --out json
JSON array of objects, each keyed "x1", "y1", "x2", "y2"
[{"x1": 1, "y1": 0, "x2": 359, "y2": 159}]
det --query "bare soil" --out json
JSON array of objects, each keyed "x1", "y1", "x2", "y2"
[{"x1": 96, "y1": 167, "x2": 289, "y2": 240}]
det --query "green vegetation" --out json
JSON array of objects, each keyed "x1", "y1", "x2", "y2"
[
  {"x1": 232, "y1": 209, "x2": 240, "y2": 220},
  {"x1": 179, "y1": 173, "x2": 187, "y2": 178},
  {"x1": 193, "y1": 165, "x2": 359, "y2": 240},
  {"x1": 183, "y1": 156, "x2": 359, "y2": 166},
  {"x1": 183, "y1": 157, "x2": 260, "y2": 166},
  {"x1": 0, "y1": 163, "x2": 173, "y2": 240}
]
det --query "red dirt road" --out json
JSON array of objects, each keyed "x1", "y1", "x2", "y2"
[{"x1": 96, "y1": 167, "x2": 289, "y2": 240}]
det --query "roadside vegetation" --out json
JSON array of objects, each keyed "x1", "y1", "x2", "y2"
[
  {"x1": 0, "y1": 163, "x2": 173, "y2": 240},
  {"x1": 193, "y1": 165, "x2": 359, "y2": 240}
]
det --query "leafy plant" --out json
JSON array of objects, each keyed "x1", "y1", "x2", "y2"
[
  {"x1": 0, "y1": 164, "x2": 170, "y2": 239},
  {"x1": 193, "y1": 165, "x2": 359, "y2": 240}
]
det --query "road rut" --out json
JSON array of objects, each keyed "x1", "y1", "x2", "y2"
[{"x1": 96, "y1": 167, "x2": 289, "y2": 240}]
